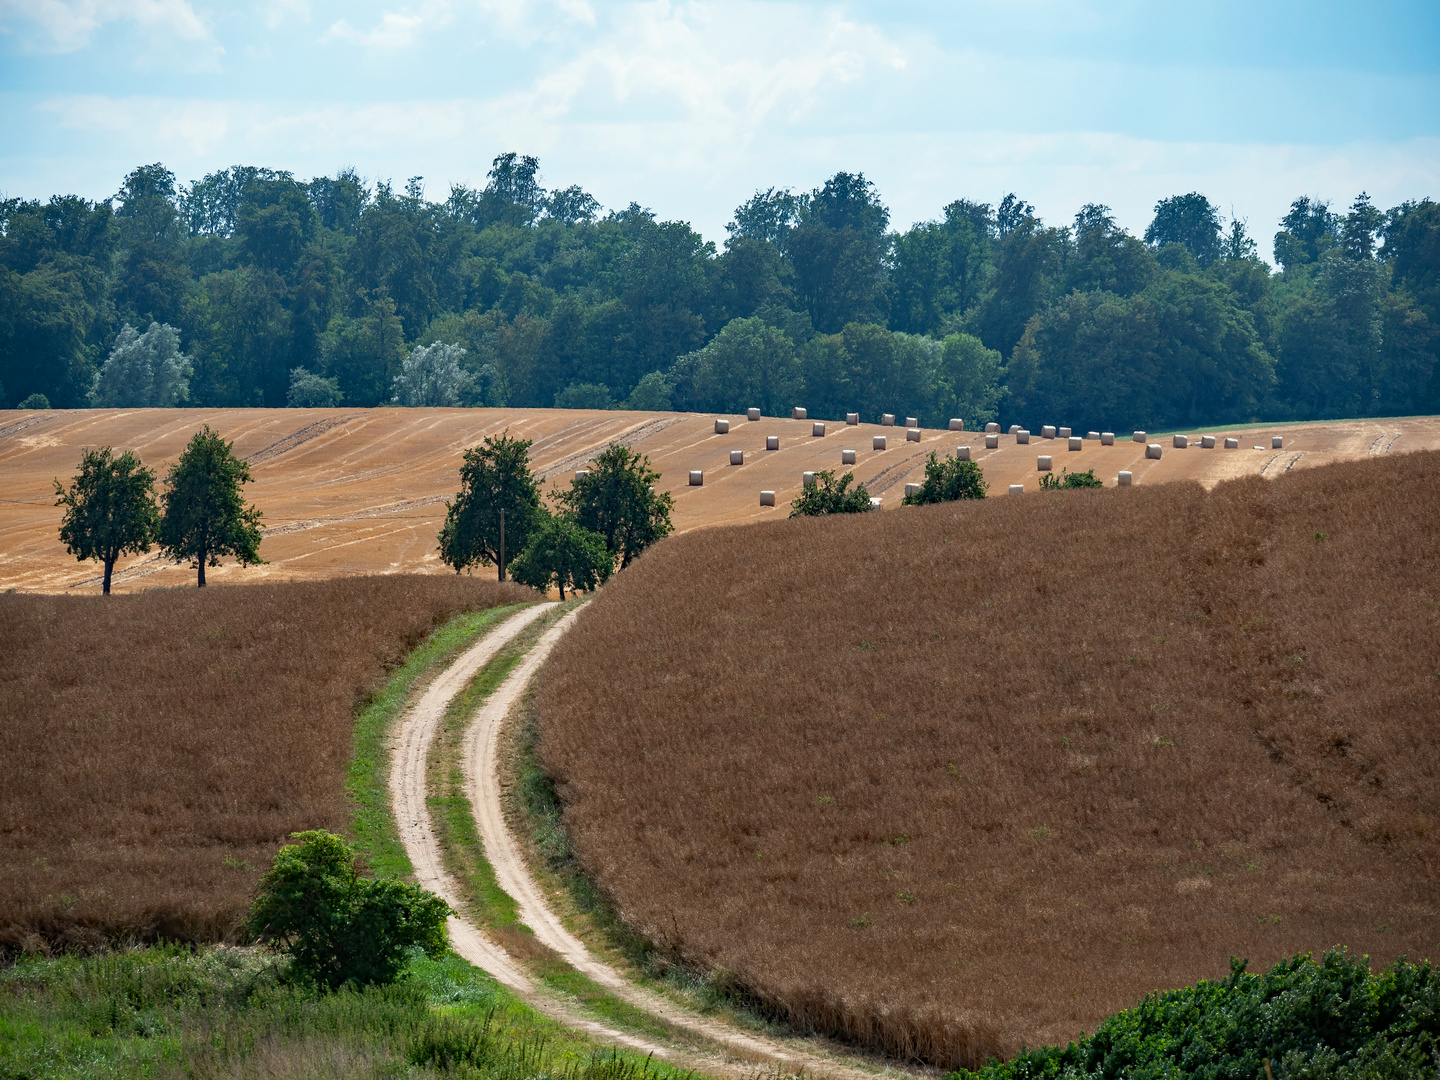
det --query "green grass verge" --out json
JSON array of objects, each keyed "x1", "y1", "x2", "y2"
[{"x1": 348, "y1": 602, "x2": 528, "y2": 878}]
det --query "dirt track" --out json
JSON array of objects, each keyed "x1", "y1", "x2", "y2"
[
  {"x1": 390, "y1": 603, "x2": 911, "y2": 1080},
  {"x1": 7, "y1": 407, "x2": 1440, "y2": 593}
]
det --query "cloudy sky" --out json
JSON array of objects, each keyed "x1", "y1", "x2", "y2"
[{"x1": 2, "y1": 0, "x2": 1438, "y2": 253}]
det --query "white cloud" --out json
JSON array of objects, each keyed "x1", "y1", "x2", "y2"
[
  {"x1": 322, "y1": 6, "x2": 442, "y2": 48},
  {"x1": 1, "y1": 0, "x2": 207, "y2": 50}
]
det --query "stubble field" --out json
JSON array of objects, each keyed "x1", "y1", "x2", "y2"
[{"x1": 534, "y1": 450, "x2": 1440, "y2": 1068}]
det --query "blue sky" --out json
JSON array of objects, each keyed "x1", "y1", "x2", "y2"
[{"x1": 2, "y1": 0, "x2": 1438, "y2": 254}]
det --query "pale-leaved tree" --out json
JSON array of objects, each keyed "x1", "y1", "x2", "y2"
[
  {"x1": 90, "y1": 323, "x2": 193, "y2": 408},
  {"x1": 391, "y1": 343, "x2": 476, "y2": 407}
]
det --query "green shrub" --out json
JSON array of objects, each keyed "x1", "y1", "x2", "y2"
[
  {"x1": 789, "y1": 470, "x2": 874, "y2": 516},
  {"x1": 950, "y1": 949, "x2": 1438, "y2": 1080},
  {"x1": 248, "y1": 831, "x2": 452, "y2": 990},
  {"x1": 17, "y1": 393, "x2": 51, "y2": 409},
  {"x1": 902, "y1": 451, "x2": 988, "y2": 505},
  {"x1": 1039, "y1": 467, "x2": 1103, "y2": 491}
]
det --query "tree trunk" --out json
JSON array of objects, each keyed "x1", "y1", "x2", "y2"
[
  {"x1": 102, "y1": 557, "x2": 115, "y2": 595},
  {"x1": 197, "y1": 557, "x2": 206, "y2": 588},
  {"x1": 558, "y1": 579, "x2": 565, "y2": 600}
]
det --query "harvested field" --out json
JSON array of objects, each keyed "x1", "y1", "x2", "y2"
[
  {"x1": 535, "y1": 451, "x2": 1440, "y2": 1069},
  {"x1": 5, "y1": 408, "x2": 1440, "y2": 593},
  {"x1": 0, "y1": 575, "x2": 531, "y2": 955}
]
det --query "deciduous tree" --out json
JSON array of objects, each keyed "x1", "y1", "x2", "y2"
[
  {"x1": 902, "y1": 451, "x2": 987, "y2": 505},
  {"x1": 789, "y1": 470, "x2": 874, "y2": 517},
  {"x1": 508, "y1": 512, "x2": 611, "y2": 599},
  {"x1": 54, "y1": 446, "x2": 159, "y2": 594},
  {"x1": 556, "y1": 443, "x2": 673, "y2": 569},
  {"x1": 158, "y1": 425, "x2": 265, "y2": 586},
  {"x1": 438, "y1": 431, "x2": 542, "y2": 575}
]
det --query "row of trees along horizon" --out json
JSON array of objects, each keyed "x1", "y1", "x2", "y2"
[{"x1": 5, "y1": 155, "x2": 1439, "y2": 433}]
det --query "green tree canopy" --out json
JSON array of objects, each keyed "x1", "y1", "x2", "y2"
[
  {"x1": 789, "y1": 470, "x2": 874, "y2": 517},
  {"x1": 1145, "y1": 193, "x2": 1223, "y2": 267},
  {"x1": 247, "y1": 831, "x2": 451, "y2": 990},
  {"x1": 438, "y1": 431, "x2": 542, "y2": 575},
  {"x1": 1040, "y1": 467, "x2": 1103, "y2": 490},
  {"x1": 89, "y1": 321, "x2": 192, "y2": 407},
  {"x1": 508, "y1": 511, "x2": 611, "y2": 599},
  {"x1": 157, "y1": 425, "x2": 265, "y2": 586},
  {"x1": 902, "y1": 451, "x2": 987, "y2": 505},
  {"x1": 53, "y1": 446, "x2": 160, "y2": 594},
  {"x1": 556, "y1": 443, "x2": 674, "y2": 569},
  {"x1": 391, "y1": 341, "x2": 475, "y2": 406}
]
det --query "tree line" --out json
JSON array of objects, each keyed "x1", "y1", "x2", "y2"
[{"x1": 5, "y1": 156, "x2": 1438, "y2": 433}]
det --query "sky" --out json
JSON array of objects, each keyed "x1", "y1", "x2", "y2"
[{"x1": 2, "y1": 0, "x2": 1439, "y2": 255}]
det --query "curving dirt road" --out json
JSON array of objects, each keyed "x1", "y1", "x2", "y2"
[{"x1": 390, "y1": 603, "x2": 915, "y2": 1080}]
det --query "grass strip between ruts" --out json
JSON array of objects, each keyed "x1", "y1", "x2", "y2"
[{"x1": 424, "y1": 600, "x2": 684, "y2": 1046}]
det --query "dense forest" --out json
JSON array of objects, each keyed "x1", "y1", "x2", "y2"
[{"x1": 3, "y1": 154, "x2": 1438, "y2": 433}]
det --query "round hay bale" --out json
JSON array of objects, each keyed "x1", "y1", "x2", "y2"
[
  {"x1": 730, "y1": 450, "x2": 744, "y2": 465},
  {"x1": 1173, "y1": 434, "x2": 1188, "y2": 449},
  {"x1": 813, "y1": 422, "x2": 826, "y2": 437},
  {"x1": 1272, "y1": 435, "x2": 1284, "y2": 449},
  {"x1": 956, "y1": 446, "x2": 971, "y2": 461},
  {"x1": 747, "y1": 407, "x2": 760, "y2": 421},
  {"x1": 908, "y1": 428, "x2": 923, "y2": 443},
  {"x1": 1008, "y1": 483, "x2": 1023, "y2": 494},
  {"x1": 949, "y1": 418, "x2": 965, "y2": 431},
  {"x1": 575, "y1": 469, "x2": 590, "y2": 480},
  {"x1": 904, "y1": 482, "x2": 921, "y2": 498},
  {"x1": 1224, "y1": 437, "x2": 1239, "y2": 449},
  {"x1": 882, "y1": 413, "x2": 896, "y2": 426},
  {"x1": 766, "y1": 435, "x2": 779, "y2": 451},
  {"x1": 847, "y1": 412, "x2": 859, "y2": 425},
  {"x1": 1009, "y1": 424, "x2": 1021, "y2": 435},
  {"x1": 1101, "y1": 432, "x2": 1115, "y2": 445},
  {"x1": 759, "y1": 490, "x2": 775, "y2": 506},
  {"x1": 869, "y1": 496, "x2": 882, "y2": 508},
  {"x1": 1038, "y1": 455, "x2": 1052, "y2": 471},
  {"x1": 906, "y1": 417, "x2": 918, "y2": 429},
  {"x1": 689, "y1": 470, "x2": 704, "y2": 486},
  {"x1": 984, "y1": 433, "x2": 999, "y2": 449},
  {"x1": 1118, "y1": 471, "x2": 1132, "y2": 486},
  {"x1": 985, "y1": 422, "x2": 1000, "y2": 434},
  {"x1": 1068, "y1": 436, "x2": 1082, "y2": 451},
  {"x1": 1133, "y1": 431, "x2": 1147, "y2": 442},
  {"x1": 1059, "y1": 426, "x2": 1072, "y2": 439},
  {"x1": 803, "y1": 471, "x2": 816, "y2": 488},
  {"x1": 715, "y1": 418, "x2": 730, "y2": 434},
  {"x1": 1087, "y1": 430, "x2": 1100, "y2": 440},
  {"x1": 1146, "y1": 443, "x2": 1162, "y2": 460},
  {"x1": 1042, "y1": 425, "x2": 1057, "y2": 439},
  {"x1": 1017, "y1": 430, "x2": 1031, "y2": 444},
  {"x1": 791, "y1": 407, "x2": 807, "y2": 420},
  {"x1": 1202, "y1": 435, "x2": 1216, "y2": 449},
  {"x1": 842, "y1": 449, "x2": 856, "y2": 465},
  {"x1": 874, "y1": 435, "x2": 887, "y2": 450}
]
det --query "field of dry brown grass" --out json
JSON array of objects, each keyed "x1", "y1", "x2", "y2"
[
  {"x1": 0, "y1": 575, "x2": 531, "y2": 956},
  {"x1": 535, "y1": 451, "x2": 1440, "y2": 1069}
]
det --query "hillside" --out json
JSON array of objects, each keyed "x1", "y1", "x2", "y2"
[
  {"x1": 534, "y1": 450, "x2": 1440, "y2": 1068},
  {"x1": 6, "y1": 407, "x2": 1440, "y2": 593}
]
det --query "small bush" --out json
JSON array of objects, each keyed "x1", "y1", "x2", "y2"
[
  {"x1": 903, "y1": 451, "x2": 987, "y2": 505},
  {"x1": 17, "y1": 393, "x2": 51, "y2": 409},
  {"x1": 248, "y1": 831, "x2": 452, "y2": 990},
  {"x1": 789, "y1": 470, "x2": 874, "y2": 516},
  {"x1": 1039, "y1": 467, "x2": 1102, "y2": 490}
]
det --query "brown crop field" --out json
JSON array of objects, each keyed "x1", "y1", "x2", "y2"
[
  {"x1": 5, "y1": 407, "x2": 1440, "y2": 593},
  {"x1": 535, "y1": 451, "x2": 1440, "y2": 1069},
  {"x1": 0, "y1": 575, "x2": 530, "y2": 955}
]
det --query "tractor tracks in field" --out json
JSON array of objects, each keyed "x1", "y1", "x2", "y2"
[{"x1": 390, "y1": 604, "x2": 917, "y2": 1080}]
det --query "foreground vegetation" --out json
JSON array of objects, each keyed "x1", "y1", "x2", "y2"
[
  {"x1": 0, "y1": 576, "x2": 531, "y2": 955},
  {"x1": 4, "y1": 158, "x2": 1437, "y2": 437},
  {"x1": 536, "y1": 450, "x2": 1440, "y2": 1067}
]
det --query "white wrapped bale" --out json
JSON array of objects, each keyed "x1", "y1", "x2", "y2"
[
  {"x1": 1038, "y1": 455, "x2": 1052, "y2": 471},
  {"x1": 908, "y1": 428, "x2": 923, "y2": 443},
  {"x1": 759, "y1": 490, "x2": 775, "y2": 506},
  {"x1": 803, "y1": 471, "x2": 816, "y2": 488},
  {"x1": 1087, "y1": 430, "x2": 1100, "y2": 440},
  {"x1": 847, "y1": 412, "x2": 859, "y2": 425},
  {"x1": 986, "y1": 422, "x2": 1000, "y2": 434},
  {"x1": 905, "y1": 482, "x2": 921, "y2": 498},
  {"x1": 575, "y1": 469, "x2": 590, "y2": 480},
  {"x1": 956, "y1": 446, "x2": 971, "y2": 461},
  {"x1": 949, "y1": 418, "x2": 965, "y2": 431},
  {"x1": 1068, "y1": 436, "x2": 1082, "y2": 451},
  {"x1": 747, "y1": 407, "x2": 760, "y2": 421},
  {"x1": 1118, "y1": 471, "x2": 1132, "y2": 486},
  {"x1": 1017, "y1": 430, "x2": 1030, "y2": 444},
  {"x1": 882, "y1": 413, "x2": 896, "y2": 426},
  {"x1": 906, "y1": 417, "x2": 918, "y2": 429},
  {"x1": 766, "y1": 435, "x2": 779, "y2": 451},
  {"x1": 1009, "y1": 424, "x2": 1021, "y2": 435},
  {"x1": 1272, "y1": 435, "x2": 1284, "y2": 449},
  {"x1": 1146, "y1": 443, "x2": 1162, "y2": 460},
  {"x1": 813, "y1": 422, "x2": 826, "y2": 437},
  {"x1": 730, "y1": 450, "x2": 744, "y2": 465},
  {"x1": 1202, "y1": 435, "x2": 1216, "y2": 449},
  {"x1": 842, "y1": 449, "x2": 856, "y2": 465},
  {"x1": 984, "y1": 433, "x2": 998, "y2": 449},
  {"x1": 1173, "y1": 434, "x2": 1188, "y2": 449},
  {"x1": 1101, "y1": 432, "x2": 1115, "y2": 445},
  {"x1": 874, "y1": 435, "x2": 887, "y2": 450},
  {"x1": 647, "y1": 486, "x2": 654, "y2": 495},
  {"x1": 1224, "y1": 437, "x2": 1239, "y2": 449},
  {"x1": 715, "y1": 418, "x2": 730, "y2": 434},
  {"x1": 869, "y1": 496, "x2": 882, "y2": 508},
  {"x1": 792, "y1": 407, "x2": 807, "y2": 420},
  {"x1": 1042, "y1": 425, "x2": 1057, "y2": 438},
  {"x1": 1008, "y1": 484, "x2": 1023, "y2": 494},
  {"x1": 1059, "y1": 426, "x2": 1072, "y2": 438},
  {"x1": 689, "y1": 470, "x2": 704, "y2": 486},
  {"x1": 1133, "y1": 431, "x2": 1146, "y2": 442}
]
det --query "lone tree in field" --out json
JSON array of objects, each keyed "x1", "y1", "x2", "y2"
[
  {"x1": 508, "y1": 512, "x2": 612, "y2": 600},
  {"x1": 902, "y1": 451, "x2": 988, "y2": 505},
  {"x1": 158, "y1": 425, "x2": 265, "y2": 587},
  {"x1": 248, "y1": 831, "x2": 451, "y2": 990},
  {"x1": 53, "y1": 447, "x2": 160, "y2": 594},
  {"x1": 790, "y1": 470, "x2": 875, "y2": 517},
  {"x1": 557, "y1": 443, "x2": 674, "y2": 569},
  {"x1": 438, "y1": 431, "x2": 542, "y2": 576}
]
